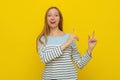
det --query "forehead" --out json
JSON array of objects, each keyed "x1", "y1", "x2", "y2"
[{"x1": 47, "y1": 8, "x2": 59, "y2": 14}]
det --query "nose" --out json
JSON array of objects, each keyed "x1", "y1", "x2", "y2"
[{"x1": 50, "y1": 16, "x2": 55, "y2": 20}]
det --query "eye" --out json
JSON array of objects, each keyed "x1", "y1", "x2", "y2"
[
  {"x1": 47, "y1": 14, "x2": 51, "y2": 17},
  {"x1": 55, "y1": 14, "x2": 59, "y2": 17}
]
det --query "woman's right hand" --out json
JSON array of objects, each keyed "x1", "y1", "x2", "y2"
[
  {"x1": 60, "y1": 29, "x2": 79, "y2": 51},
  {"x1": 67, "y1": 33, "x2": 79, "y2": 45}
]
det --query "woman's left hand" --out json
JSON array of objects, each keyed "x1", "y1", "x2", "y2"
[{"x1": 88, "y1": 31, "x2": 97, "y2": 54}]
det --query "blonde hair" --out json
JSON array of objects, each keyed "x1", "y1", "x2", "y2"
[{"x1": 36, "y1": 7, "x2": 63, "y2": 52}]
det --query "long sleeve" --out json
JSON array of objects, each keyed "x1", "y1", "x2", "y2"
[
  {"x1": 38, "y1": 39, "x2": 63, "y2": 64},
  {"x1": 71, "y1": 41, "x2": 92, "y2": 69}
]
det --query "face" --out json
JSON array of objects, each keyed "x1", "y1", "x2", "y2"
[{"x1": 47, "y1": 8, "x2": 60, "y2": 29}]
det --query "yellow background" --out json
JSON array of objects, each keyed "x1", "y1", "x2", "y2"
[{"x1": 0, "y1": 0, "x2": 120, "y2": 80}]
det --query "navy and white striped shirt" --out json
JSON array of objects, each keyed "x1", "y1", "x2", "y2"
[{"x1": 38, "y1": 33, "x2": 92, "y2": 80}]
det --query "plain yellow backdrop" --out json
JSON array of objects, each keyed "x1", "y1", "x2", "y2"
[{"x1": 0, "y1": 0, "x2": 120, "y2": 80}]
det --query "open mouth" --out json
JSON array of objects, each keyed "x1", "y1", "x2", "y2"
[{"x1": 50, "y1": 21, "x2": 56, "y2": 24}]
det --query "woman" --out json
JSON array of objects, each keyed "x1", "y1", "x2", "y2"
[{"x1": 36, "y1": 7, "x2": 97, "y2": 80}]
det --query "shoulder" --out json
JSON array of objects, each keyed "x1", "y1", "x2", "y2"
[
  {"x1": 65, "y1": 33, "x2": 70, "y2": 37},
  {"x1": 40, "y1": 36, "x2": 45, "y2": 41},
  {"x1": 38, "y1": 36, "x2": 45, "y2": 44}
]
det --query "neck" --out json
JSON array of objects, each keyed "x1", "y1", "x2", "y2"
[{"x1": 49, "y1": 26, "x2": 61, "y2": 36}]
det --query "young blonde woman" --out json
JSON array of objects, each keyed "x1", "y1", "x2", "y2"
[{"x1": 36, "y1": 7, "x2": 97, "y2": 80}]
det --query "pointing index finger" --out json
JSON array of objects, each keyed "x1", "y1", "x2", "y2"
[{"x1": 92, "y1": 31, "x2": 95, "y2": 38}]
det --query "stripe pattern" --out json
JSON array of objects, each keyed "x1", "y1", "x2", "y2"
[
  {"x1": 37, "y1": 35, "x2": 92, "y2": 80},
  {"x1": 38, "y1": 44, "x2": 91, "y2": 80}
]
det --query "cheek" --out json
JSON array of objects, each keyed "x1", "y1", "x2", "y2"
[
  {"x1": 47, "y1": 17, "x2": 50, "y2": 21},
  {"x1": 56, "y1": 17, "x2": 60, "y2": 22},
  {"x1": 47, "y1": 17, "x2": 50, "y2": 23}
]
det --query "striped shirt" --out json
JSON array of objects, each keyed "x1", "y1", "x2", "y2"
[{"x1": 38, "y1": 33, "x2": 92, "y2": 80}]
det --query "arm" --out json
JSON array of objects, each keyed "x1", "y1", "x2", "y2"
[
  {"x1": 38, "y1": 41, "x2": 63, "y2": 63},
  {"x1": 37, "y1": 32, "x2": 81, "y2": 63},
  {"x1": 71, "y1": 41, "x2": 92, "y2": 69},
  {"x1": 37, "y1": 36, "x2": 71, "y2": 64}
]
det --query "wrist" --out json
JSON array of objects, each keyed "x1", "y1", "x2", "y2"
[
  {"x1": 87, "y1": 48, "x2": 92, "y2": 55},
  {"x1": 60, "y1": 41, "x2": 70, "y2": 51}
]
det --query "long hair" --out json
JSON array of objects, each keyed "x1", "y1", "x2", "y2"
[{"x1": 36, "y1": 7, "x2": 63, "y2": 52}]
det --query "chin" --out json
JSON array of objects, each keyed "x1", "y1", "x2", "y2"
[{"x1": 49, "y1": 25, "x2": 58, "y2": 29}]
